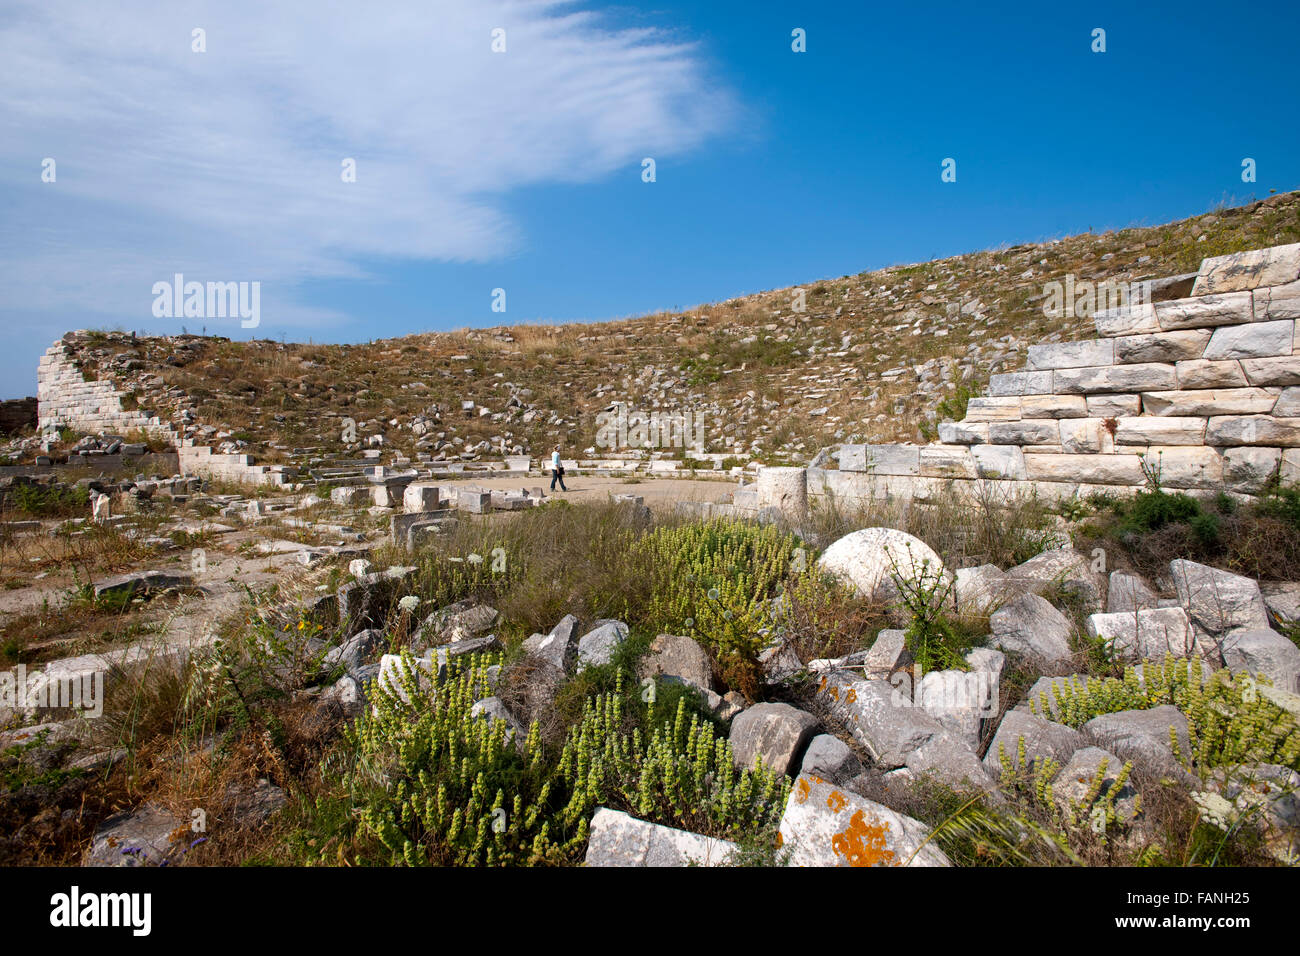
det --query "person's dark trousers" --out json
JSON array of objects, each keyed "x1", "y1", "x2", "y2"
[{"x1": 551, "y1": 468, "x2": 567, "y2": 491}]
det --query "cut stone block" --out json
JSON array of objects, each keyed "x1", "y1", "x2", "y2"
[
  {"x1": 403, "y1": 482, "x2": 440, "y2": 513},
  {"x1": 1192, "y1": 243, "x2": 1300, "y2": 295},
  {"x1": 1206, "y1": 416, "x2": 1300, "y2": 447},
  {"x1": 729, "y1": 702, "x2": 820, "y2": 774},
  {"x1": 1220, "y1": 627, "x2": 1300, "y2": 694},
  {"x1": 1113, "y1": 329, "x2": 1211, "y2": 364},
  {"x1": 918, "y1": 445, "x2": 977, "y2": 478},
  {"x1": 989, "y1": 593, "x2": 1074, "y2": 667},
  {"x1": 1023, "y1": 453, "x2": 1145, "y2": 485},
  {"x1": 1142, "y1": 387, "x2": 1279, "y2": 416},
  {"x1": 964, "y1": 397, "x2": 1023, "y2": 422},
  {"x1": 1108, "y1": 571, "x2": 1158, "y2": 613},
  {"x1": 1272, "y1": 387, "x2": 1300, "y2": 417},
  {"x1": 988, "y1": 370, "x2": 1053, "y2": 396},
  {"x1": 1149, "y1": 447, "x2": 1225, "y2": 489},
  {"x1": 1114, "y1": 417, "x2": 1207, "y2": 446},
  {"x1": 1059, "y1": 418, "x2": 1107, "y2": 454},
  {"x1": 1175, "y1": 359, "x2": 1249, "y2": 389},
  {"x1": 989, "y1": 421, "x2": 1058, "y2": 445},
  {"x1": 937, "y1": 421, "x2": 988, "y2": 445},
  {"x1": 1027, "y1": 339, "x2": 1115, "y2": 370},
  {"x1": 1085, "y1": 607, "x2": 1199, "y2": 661},
  {"x1": 863, "y1": 444, "x2": 920, "y2": 476},
  {"x1": 1086, "y1": 394, "x2": 1141, "y2": 417},
  {"x1": 1242, "y1": 356, "x2": 1300, "y2": 386},
  {"x1": 1154, "y1": 291, "x2": 1253, "y2": 330},
  {"x1": 1019, "y1": 395, "x2": 1089, "y2": 419},
  {"x1": 814, "y1": 672, "x2": 942, "y2": 769},
  {"x1": 457, "y1": 489, "x2": 491, "y2": 513},
  {"x1": 1170, "y1": 559, "x2": 1270, "y2": 635},
  {"x1": 983, "y1": 709, "x2": 1085, "y2": 778},
  {"x1": 1222, "y1": 447, "x2": 1282, "y2": 493},
  {"x1": 778, "y1": 773, "x2": 950, "y2": 867},
  {"x1": 1253, "y1": 279, "x2": 1300, "y2": 321},
  {"x1": 1053, "y1": 363, "x2": 1177, "y2": 394},
  {"x1": 1082, "y1": 706, "x2": 1192, "y2": 781},
  {"x1": 1203, "y1": 319, "x2": 1295, "y2": 360},
  {"x1": 1095, "y1": 302, "x2": 1159, "y2": 337},
  {"x1": 585, "y1": 808, "x2": 736, "y2": 867},
  {"x1": 971, "y1": 445, "x2": 1026, "y2": 480}
]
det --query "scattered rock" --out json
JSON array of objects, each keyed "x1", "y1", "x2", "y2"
[
  {"x1": 777, "y1": 773, "x2": 951, "y2": 867},
  {"x1": 989, "y1": 593, "x2": 1074, "y2": 667},
  {"x1": 729, "y1": 702, "x2": 819, "y2": 774},
  {"x1": 584, "y1": 808, "x2": 736, "y2": 867},
  {"x1": 637, "y1": 634, "x2": 714, "y2": 692}
]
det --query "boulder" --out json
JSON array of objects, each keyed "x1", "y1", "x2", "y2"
[
  {"x1": 1082, "y1": 705, "x2": 1193, "y2": 781},
  {"x1": 323, "y1": 628, "x2": 386, "y2": 675},
  {"x1": 983, "y1": 709, "x2": 1085, "y2": 777},
  {"x1": 469, "y1": 696, "x2": 526, "y2": 748},
  {"x1": 522, "y1": 614, "x2": 581, "y2": 673},
  {"x1": 814, "y1": 671, "x2": 942, "y2": 769},
  {"x1": 1262, "y1": 582, "x2": 1300, "y2": 625},
  {"x1": 906, "y1": 732, "x2": 998, "y2": 792},
  {"x1": 1084, "y1": 607, "x2": 1200, "y2": 662},
  {"x1": 1220, "y1": 627, "x2": 1300, "y2": 694},
  {"x1": 1204, "y1": 763, "x2": 1300, "y2": 864},
  {"x1": 777, "y1": 773, "x2": 950, "y2": 867},
  {"x1": 93, "y1": 570, "x2": 193, "y2": 601},
  {"x1": 1107, "y1": 571, "x2": 1158, "y2": 613},
  {"x1": 419, "y1": 600, "x2": 498, "y2": 646},
  {"x1": 1051, "y1": 747, "x2": 1140, "y2": 822},
  {"x1": 1004, "y1": 549, "x2": 1105, "y2": 612},
  {"x1": 916, "y1": 667, "x2": 998, "y2": 748},
  {"x1": 584, "y1": 808, "x2": 736, "y2": 867},
  {"x1": 729, "y1": 703, "x2": 819, "y2": 775},
  {"x1": 799, "y1": 734, "x2": 862, "y2": 782},
  {"x1": 1015, "y1": 674, "x2": 1089, "y2": 721},
  {"x1": 989, "y1": 593, "x2": 1075, "y2": 667},
  {"x1": 1170, "y1": 559, "x2": 1270, "y2": 634},
  {"x1": 954, "y1": 564, "x2": 1021, "y2": 615},
  {"x1": 86, "y1": 803, "x2": 188, "y2": 867},
  {"x1": 816, "y1": 528, "x2": 949, "y2": 605},
  {"x1": 637, "y1": 634, "x2": 713, "y2": 691},
  {"x1": 575, "y1": 620, "x2": 629, "y2": 671}
]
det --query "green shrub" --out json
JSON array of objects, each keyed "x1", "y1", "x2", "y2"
[
  {"x1": 633, "y1": 518, "x2": 808, "y2": 694},
  {"x1": 1026, "y1": 658, "x2": 1300, "y2": 773},
  {"x1": 325, "y1": 656, "x2": 787, "y2": 866}
]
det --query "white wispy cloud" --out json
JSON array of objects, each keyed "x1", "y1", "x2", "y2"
[{"x1": 0, "y1": 0, "x2": 735, "y2": 390}]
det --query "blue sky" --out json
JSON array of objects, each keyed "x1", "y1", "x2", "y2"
[{"x1": 2, "y1": 0, "x2": 1298, "y2": 397}]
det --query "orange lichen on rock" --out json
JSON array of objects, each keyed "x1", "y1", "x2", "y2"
[
  {"x1": 795, "y1": 777, "x2": 812, "y2": 804},
  {"x1": 831, "y1": 810, "x2": 898, "y2": 867},
  {"x1": 826, "y1": 790, "x2": 847, "y2": 813},
  {"x1": 845, "y1": 687, "x2": 857, "y2": 703}
]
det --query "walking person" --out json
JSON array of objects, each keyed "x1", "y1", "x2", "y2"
[{"x1": 550, "y1": 445, "x2": 568, "y2": 492}]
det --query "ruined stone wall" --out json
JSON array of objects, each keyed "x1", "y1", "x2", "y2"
[
  {"x1": 36, "y1": 339, "x2": 172, "y2": 438},
  {"x1": 37, "y1": 338, "x2": 294, "y2": 486},
  {"x1": 822, "y1": 242, "x2": 1300, "y2": 501}
]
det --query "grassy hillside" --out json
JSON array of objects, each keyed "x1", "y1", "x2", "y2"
[{"x1": 63, "y1": 190, "x2": 1300, "y2": 466}]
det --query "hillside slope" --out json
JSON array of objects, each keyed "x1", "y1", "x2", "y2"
[{"x1": 41, "y1": 191, "x2": 1300, "y2": 467}]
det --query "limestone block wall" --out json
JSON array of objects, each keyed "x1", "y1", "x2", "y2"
[
  {"x1": 831, "y1": 242, "x2": 1300, "y2": 500},
  {"x1": 37, "y1": 338, "x2": 294, "y2": 486},
  {"x1": 37, "y1": 341, "x2": 171, "y2": 437}
]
